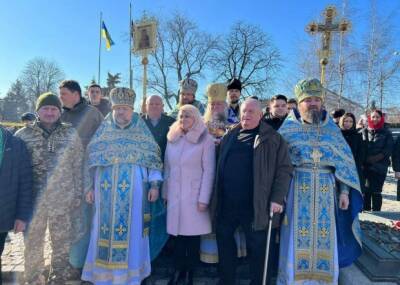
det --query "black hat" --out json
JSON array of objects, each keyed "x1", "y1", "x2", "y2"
[
  {"x1": 21, "y1": 112, "x2": 36, "y2": 121},
  {"x1": 227, "y1": 78, "x2": 242, "y2": 91},
  {"x1": 331, "y1": 108, "x2": 345, "y2": 119}
]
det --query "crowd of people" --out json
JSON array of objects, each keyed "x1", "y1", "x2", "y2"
[{"x1": 0, "y1": 76, "x2": 399, "y2": 285}]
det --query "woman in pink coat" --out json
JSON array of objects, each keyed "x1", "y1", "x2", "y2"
[{"x1": 163, "y1": 104, "x2": 215, "y2": 285}]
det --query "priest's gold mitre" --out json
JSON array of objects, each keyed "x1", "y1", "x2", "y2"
[{"x1": 206, "y1": 83, "x2": 227, "y2": 103}]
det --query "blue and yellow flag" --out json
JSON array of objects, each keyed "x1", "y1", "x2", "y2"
[{"x1": 101, "y1": 21, "x2": 114, "y2": 50}]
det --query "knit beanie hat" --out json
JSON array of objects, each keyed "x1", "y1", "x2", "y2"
[{"x1": 36, "y1": 92, "x2": 62, "y2": 111}]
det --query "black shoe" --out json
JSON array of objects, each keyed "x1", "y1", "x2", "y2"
[
  {"x1": 167, "y1": 270, "x2": 185, "y2": 285},
  {"x1": 183, "y1": 270, "x2": 193, "y2": 285}
]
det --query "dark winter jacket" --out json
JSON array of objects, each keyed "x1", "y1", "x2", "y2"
[
  {"x1": 362, "y1": 127, "x2": 394, "y2": 175},
  {"x1": 61, "y1": 98, "x2": 104, "y2": 148},
  {"x1": 342, "y1": 129, "x2": 367, "y2": 190},
  {"x1": 263, "y1": 113, "x2": 288, "y2": 131},
  {"x1": 211, "y1": 120, "x2": 293, "y2": 230},
  {"x1": 91, "y1": 98, "x2": 111, "y2": 117},
  {"x1": 393, "y1": 136, "x2": 400, "y2": 172},
  {"x1": 142, "y1": 113, "x2": 175, "y2": 160},
  {"x1": 0, "y1": 127, "x2": 33, "y2": 232}
]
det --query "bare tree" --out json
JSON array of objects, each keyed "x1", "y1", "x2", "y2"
[
  {"x1": 366, "y1": 1, "x2": 400, "y2": 109},
  {"x1": 361, "y1": 0, "x2": 400, "y2": 109},
  {"x1": 20, "y1": 57, "x2": 65, "y2": 108},
  {"x1": 148, "y1": 13, "x2": 218, "y2": 109},
  {"x1": 212, "y1": 22, "x2": 281, "y2": 98}
]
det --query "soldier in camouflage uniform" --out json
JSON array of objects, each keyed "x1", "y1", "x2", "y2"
[{"x1": 15, "y1": 92, "x2": 84, "y2": 285}]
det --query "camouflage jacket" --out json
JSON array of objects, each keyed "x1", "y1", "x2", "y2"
[{"x1": 15, "y1": 121, "x2": 84, "y2": 214}]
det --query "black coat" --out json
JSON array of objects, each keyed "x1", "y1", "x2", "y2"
[
  {"x1": 392, "y1": 136, "x2": 400, "y2": 172},
  {"x1": 142, "y1": 113, "x2": 175, "y2": 160},
  {"x1": 211, "y1": 121, "x2": 293, "y2": 230},
  {"x1": 341, "y1": 129, "x2": 367, "y2": 190},
  {"x1": 362, "y1": 127, "x2": 394, "y2": 175},
  {"x1": 262, "y1": 113, "x2": 287, "y2": 131},
  {"x1": 0, "y1": 127, "x2": 33, "y2": 232}
]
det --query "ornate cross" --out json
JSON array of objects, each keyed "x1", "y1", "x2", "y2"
[
  {"x1": 320, "y1": 184, "x2": 329, "y2": 193},
  {"x1": 300, "y1": 183, "x2": 310, "y2": 193},
  {"x1": 311, "y1": 149, "x2": 323, "y2": 164},
  {"x1": 101, "y1": 180, "x2": 110, "y2": 191},
  {"x1": 118, "y1": 180, "x2": 130, "y2": 192},
  {"x1": 320, "y1": 227, "x2": 329, "y2": 238},
  {"x1": 101, "y1": 224, "x2": 109, "y2": 235},
  {"x1": 116, "y1": 224, "x2": 127, "y2": 236},
  {"x1": 306, "y1": 6, "x2": 351, "y2": 85},
  {"x1": 299, "y1": 227, "x2": 309, "y2": 237}
]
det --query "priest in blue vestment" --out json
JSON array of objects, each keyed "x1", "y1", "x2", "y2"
[
  {"x1": 82, "y1": 87, "x2": 164, "y2": 285},
  {"x1": 277, "y1": 79, "x2": 363, "y2": 285}
]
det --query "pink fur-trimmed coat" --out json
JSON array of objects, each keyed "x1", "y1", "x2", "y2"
[{"x1": 162, "y1": 122, "x2": 215, "y2": 236}]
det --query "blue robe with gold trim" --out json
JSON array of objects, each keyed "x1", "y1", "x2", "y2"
[
  {"x1": 82, "y1": 114, "x2": 165, "y2": 285},
  {"x1": 277, "y1": 110, "x2": 363, "y2": 285}
]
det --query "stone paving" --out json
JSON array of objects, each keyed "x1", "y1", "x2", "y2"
[{"x1": 2, "y1": 173, "x2": 399, "y2": 285}]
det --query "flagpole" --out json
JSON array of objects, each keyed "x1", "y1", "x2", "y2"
[
  {"x1": 129, "y1": 2, "x2": 133, "y2": 90},
  {"x1": 98, "y1": 12, "x2": 103, "y2": 85}
]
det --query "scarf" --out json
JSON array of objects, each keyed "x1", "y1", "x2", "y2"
[{"x1": 367, "y1": 115, "x2": 385, "y2": 130}]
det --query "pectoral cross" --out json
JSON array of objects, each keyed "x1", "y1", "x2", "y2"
[
  {"x1": 306, "y1": 6, "x2": 351, "y2": 85},
  {"x1": 311, "y1": 149, "x2": 323, "y2": 164}
]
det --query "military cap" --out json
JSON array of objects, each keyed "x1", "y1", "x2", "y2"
[{"x1": 36, "y1": 92, "x2": 62, "y2": 111}]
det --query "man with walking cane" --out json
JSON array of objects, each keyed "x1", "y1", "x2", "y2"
[{"x1": 211, "y1": 98, "x2": 293, "y2": 285}]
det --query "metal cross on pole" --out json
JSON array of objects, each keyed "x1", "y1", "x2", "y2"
[{"x1": 306, "y1": 6, "x2": 351, "y2": 86}]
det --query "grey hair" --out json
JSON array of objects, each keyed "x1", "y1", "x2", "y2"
[
  {"x1": 146, "y1": 94, "x2": 163, "y2": 104},
  {"x1": 241, "y1": 98, "x2": 262, "y2": 111}
]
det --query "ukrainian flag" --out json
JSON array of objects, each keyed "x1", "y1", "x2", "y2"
[{"x1": 101, "y1": 21, "x2": 114, "y2": 50}]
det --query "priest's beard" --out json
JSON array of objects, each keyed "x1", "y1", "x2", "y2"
[
  {"x1": 214, "y1": 111, "x2": 227, "y2": 123},
  {"x1": 310, "y1": 109, "x2": 322, "y2": 125},
  {"x1": 204, "y1": 108, "x2": 228, "y2": 125},
  {"x1": 304, "y1": 109, "x2": 322, "y2": 125}
]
